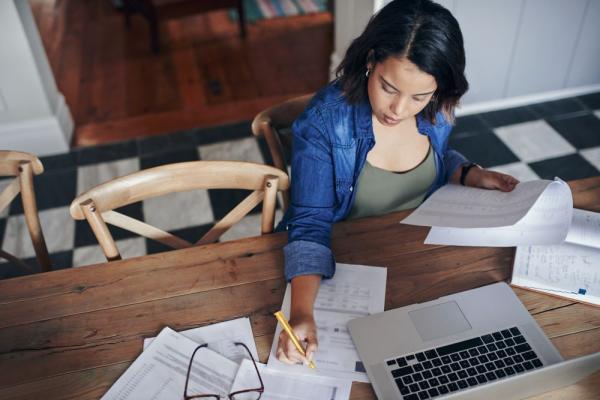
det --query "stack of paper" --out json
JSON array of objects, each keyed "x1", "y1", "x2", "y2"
[
  {"x1": 102, "y1": 317, "x2": 352, "y2": 400},
  {"x1": 101, "y1": 326, "x2": 241, "y2": 399},
  {"x1": 101, "y1": 262, "x2": 387, "y2": 399},
  {"x1": 512, "y1": 208, "x2": 600, "y2": 306},
  {"x1": 401, "y1": 178, "x2": 573, "y2": 247}
]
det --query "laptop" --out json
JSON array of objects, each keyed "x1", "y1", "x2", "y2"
[{"x1": 348, "y1": 282, "x2": 600, "y2": 399}]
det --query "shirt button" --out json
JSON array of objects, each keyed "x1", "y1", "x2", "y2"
[{"x1": 349, "y1": 186, "x2": 353, "y2": 192}]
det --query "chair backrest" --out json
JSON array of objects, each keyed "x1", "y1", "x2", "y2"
[
  {"x1": 69, "y1": 161, "x2": 290, "y2": 262},
  {"x1": 0, "y1": 151, "x2": 51, "y2": 272},
  {"x1": 251, "y1": 93, "x2": 313, "y2": 211}
]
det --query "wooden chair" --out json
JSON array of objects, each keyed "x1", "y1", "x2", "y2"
[
  {"x1": 251, "y1": 93, "x2": 313, "y2": 211},
  {"x1": 0, "y1": 151, "x2": 51, "y2": 272},
  {"x1": 69, "y1": 161, "x2": 289, "y2": 262}
]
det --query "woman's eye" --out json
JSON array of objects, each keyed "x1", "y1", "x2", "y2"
[
  {"x1": 382, "y1": 85, "x2": 395, "y2": 94},
  {"x1": 413, "y1": 97, "x2": 426, "y2": 102}
]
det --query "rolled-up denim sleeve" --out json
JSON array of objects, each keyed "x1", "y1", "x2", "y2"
[
  {"x1": 283, "y1": 108, "x2": 336, "y2": 282},
  {"x1": 443, "y1": 148, "x2": 468, "y2": 182},
  {"x1": 434, "y1": 113, "x2": 468, "y2": 183},
  {"x1": 284, "y1": 240, "x2": 335, "y2": 281}
]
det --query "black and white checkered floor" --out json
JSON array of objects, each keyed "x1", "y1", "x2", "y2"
[{"x1": 1, "y1": 92, "x2": 599, "y2": 279}]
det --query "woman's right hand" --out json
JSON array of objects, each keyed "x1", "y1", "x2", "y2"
[{"x1": 275, "y1": 314, "x2": 318, "y2": 365}]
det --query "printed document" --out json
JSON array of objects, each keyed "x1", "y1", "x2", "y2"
[
  {"x1": 231, "y1": 359, "x2": 352, "y2": 400},
  {"x1": 512, "y1": 208, "x2": 600, "y2": 305},
  {"x1": 143, "y1": 317, "x2": 258, "y2": 363},
  {"x1": 102, "y1": 327, "x2": 239, "y2": 399},
  {"x1": 267, "y1": 263, "x2": 387, "y2": 383},
  {"x1": 401, "y1": 179, "x2": 573, "y2": 246}
]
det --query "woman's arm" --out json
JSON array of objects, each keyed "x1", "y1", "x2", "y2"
[
  {"x1": 450, "y1": 163, "x2": 519, "y2": 192},
  {"x1": 277, "y1": 107, "x2": 336, "y2": 364},
  {"x1": 276, "y1": 274, "x2": 321, "y2": 365}
]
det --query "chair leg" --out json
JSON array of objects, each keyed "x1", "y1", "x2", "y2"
[
  {"x1": 124, "y1": 10, "x2": 132, "y2": 29},
  {"x1": 261, "y1": 175, "x2": 279, "y2": 234},
  {"x1": 146, "y1": 5, "x2": 160, "y2": 53},
  {"x1": 279, "y1": 190, "x2": 290, "y2": 213},
  {"x1": 19, "y1": 163, "x2": 52, "y2": 272},
  {"x1": 81, "y1": 200, "x2": 122, "y2": 262},
  {"x1": 236, "y1": 0, "x2": 246, "y2": 38},
  {"x1": 120, "y1": 0, "x2": 160, "y2": 53}
]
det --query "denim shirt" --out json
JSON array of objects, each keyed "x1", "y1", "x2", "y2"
[{"x1": 280, "y1": 82, "x2": 467, "y2": 281}]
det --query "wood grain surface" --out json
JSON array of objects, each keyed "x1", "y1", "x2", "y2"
[{"x1": 1, "y1": 177, "x2": 599, "y2": 399}]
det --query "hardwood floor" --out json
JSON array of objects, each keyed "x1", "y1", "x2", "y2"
[{"x1": 29, "y1": 0, "x2": 333, "y2": 147}]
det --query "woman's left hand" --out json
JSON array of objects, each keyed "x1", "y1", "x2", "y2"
[{"x1": 463, "y1": 166, "x2": 519, "y2": 192}]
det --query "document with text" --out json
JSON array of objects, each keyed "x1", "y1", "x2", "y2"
[
  {"x1": 143, "y1": 317, "x2": 258, "y2": 363},
  {"x1": 401, "y1": 179, "x2": 573, "y2": 246},
  {"x1": 267, "y1": 263, "x2": 387, "y2": 383},
  {"x1": 231, "y1": 359, "x2": 352, "y2": 400},
  {"x1": 512, "y1": 208, "x2": 600, "y2": 306},
  {"x1": 102, "y1": 327, "x2": 239, "y2": 399}
]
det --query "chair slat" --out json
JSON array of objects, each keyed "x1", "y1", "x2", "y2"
[
  {"x1": 196, "y1": 190, "x2": 264, "y2": 245},
  {"x1": 0, "y1": 178, "x2": 20, "y2": 214},
  {"x1": 103, "y1": 211, "x2": 192, "y2": 250}
]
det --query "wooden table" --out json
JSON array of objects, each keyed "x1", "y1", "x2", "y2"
[{"x1": 1, "y1": 177, "x2": 599, "y2": 399}]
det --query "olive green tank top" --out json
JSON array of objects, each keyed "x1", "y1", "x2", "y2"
[{"x1": 348, "y1": 146, "x2": 436, "y2": 220}]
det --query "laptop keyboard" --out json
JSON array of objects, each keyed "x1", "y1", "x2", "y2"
[{"x1": 386, "y1": 327, "x2": 543, "y2": 399}]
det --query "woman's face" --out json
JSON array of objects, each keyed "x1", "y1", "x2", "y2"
[{"x1": 367, "y1": 56, "x2": 437, "y2": 127}]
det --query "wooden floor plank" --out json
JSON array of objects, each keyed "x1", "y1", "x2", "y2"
[{"x1": 29, "y1": 0, "x2": 333, "y2": 146}]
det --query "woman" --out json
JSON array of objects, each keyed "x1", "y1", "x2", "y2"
[{"x1": 276, "y1": 0, "x2": 519, "y2": 366}]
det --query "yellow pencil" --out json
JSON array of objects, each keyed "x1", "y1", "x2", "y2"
[{"x1": 274, "y1": 311, "x2": 317, "y2": 369}]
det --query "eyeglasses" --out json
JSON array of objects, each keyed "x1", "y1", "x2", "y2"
[{"x1": 184, "y1": 342, "x2": 264, "y2": 400}]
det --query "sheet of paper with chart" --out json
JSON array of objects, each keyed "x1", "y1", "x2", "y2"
[
  {"x1": 401, "y1": 179, "x2": 573, "y2": 246},
  {"x1": 267, "y1": 263, "x2": 387, "y2": 383},
  {"x1": 512, "y1": 208, "x2": 600, "y2": 306},
  {"x1": 143, "y1": 317, "x2": 258, "y2": 363},
  {"x1": 231, "y1": 359, "x2": 352, "y2": 400},
  {"x1": 102, "y1": 327, "x2": 239, "y2": 399}
]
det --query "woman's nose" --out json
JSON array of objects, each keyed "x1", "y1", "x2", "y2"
[{"x1": 390, "y1": 97, "x2": 409, "y2": 117}]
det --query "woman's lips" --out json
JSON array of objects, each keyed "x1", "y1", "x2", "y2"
[{"x1": 383, "y1": 114, "x2": 400, "y2": 124}]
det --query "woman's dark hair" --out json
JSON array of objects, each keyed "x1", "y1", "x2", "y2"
[{"x1": 335, "y1": 0, "x2": 468, "y2": 124}]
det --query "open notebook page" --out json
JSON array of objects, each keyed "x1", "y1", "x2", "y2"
[{"x1": 512, "y1": 209, "x2": 600, "y2": 305}]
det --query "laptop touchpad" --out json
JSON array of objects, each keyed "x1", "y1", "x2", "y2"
[{"x1": 409, "y1": 301, "x2": 471, "y2": 342}]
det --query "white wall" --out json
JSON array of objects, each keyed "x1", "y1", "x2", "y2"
[
  {"x1": 332, "y1": 0, "x2": 600, "y2": 113},
  {"x1": 330, "y1": 0, "x2": 377, "y2": 78},
  {"x1": 0, "y1": 0, "x2": 73, "y2": 156}
]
